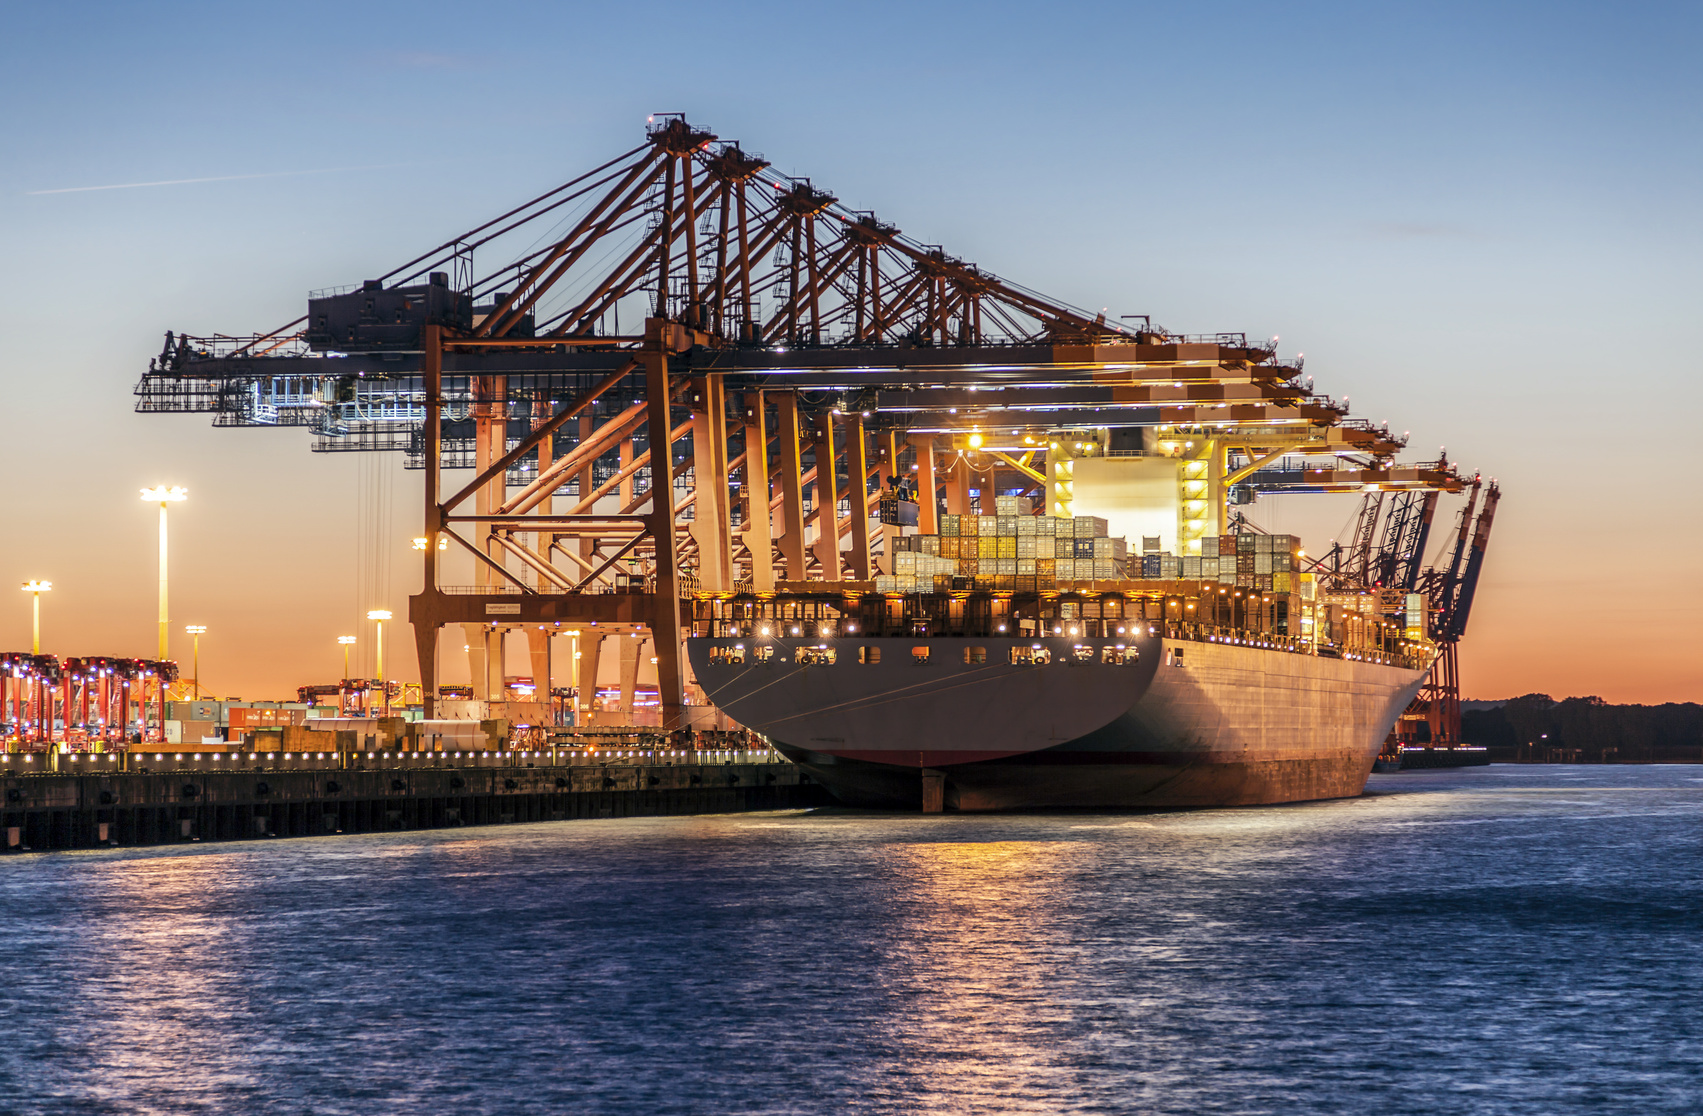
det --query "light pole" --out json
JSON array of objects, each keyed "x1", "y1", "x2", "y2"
[
  {"x1": 140, "y1": 486, "x2": 187, "y2": 662},
  {"x1": 337, "y1": 635, "x2": 357, "y2": 715},
  {"x1": 366, "y1": 611, "x2": 392, "y2": 716},
  {"x1": 184, "y1": 625, "x2": 206, "y2": 699},
  {"x1": 20, "y1": 581, "x2": 51, "y2": 654}
]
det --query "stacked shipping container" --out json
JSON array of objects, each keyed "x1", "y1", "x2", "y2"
[
  {"x1": 876, "y1": 496, "x2": 1132, "y2": 592},
  {"x1": 1146, "y1": 533, "x2": 1302, "y2": 594}
]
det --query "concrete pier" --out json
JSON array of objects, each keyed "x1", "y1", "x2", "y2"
[{"x1": 0, "y1": 754, "x2": 831, "y2": 853}]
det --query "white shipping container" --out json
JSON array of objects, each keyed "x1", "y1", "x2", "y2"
[{"x1": 1074, "y1": 515, "x2": 1109, "y2": 538}]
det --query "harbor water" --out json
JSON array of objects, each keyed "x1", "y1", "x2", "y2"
[{"x1": 1, "y1": 765, "x2": 1699, "y2": 1114}]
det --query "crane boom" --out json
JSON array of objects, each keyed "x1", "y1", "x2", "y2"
[{"x1": 1445, "y1": 482, "x2": 1500, "y2": 641}]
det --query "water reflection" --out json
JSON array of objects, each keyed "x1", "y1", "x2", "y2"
[
  {"x1": 870, "y1": 839, "x2": 1082, "y2": 1110},
  {"x1": 0, "y1": 768, "x2": 1697, "y2": 1115}
]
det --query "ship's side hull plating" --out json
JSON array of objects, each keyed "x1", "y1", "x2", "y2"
[
  {"x1": 703, "y1": 638, "x2": 1428, "y2": 811},
  {"x1": 688, "y1": 633, "x2": 1161, "y2": 767}
]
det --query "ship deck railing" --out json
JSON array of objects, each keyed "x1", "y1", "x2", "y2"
[{"x1": 692, "y1": 620, "x2": 1428, "y2": 671}]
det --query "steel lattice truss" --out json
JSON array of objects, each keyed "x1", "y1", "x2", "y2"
[{"x1": 134, "y1": 116, "x2": 1490, "y2": 722}]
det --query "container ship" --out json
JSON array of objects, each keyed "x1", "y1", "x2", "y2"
[
  {"x1": 129, "y1": 117, "x2": 1499, "y2": 808},
  {"x1": 687, "y1": 498, "x2": 1465, "y2": 812}
]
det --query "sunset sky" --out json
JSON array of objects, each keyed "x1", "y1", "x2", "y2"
[{"x1": 2, "y1": 1, "x2": 1698, "y2": 704}]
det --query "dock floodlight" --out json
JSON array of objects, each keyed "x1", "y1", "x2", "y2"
[
  {"x1": 21, "y1": 581, "x2": 51, "y2": 654},
  {"x1": 140, "y1": 487, "x2": 186, "y2": 659}
]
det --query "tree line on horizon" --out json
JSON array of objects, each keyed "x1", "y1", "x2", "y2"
[{"x1": 1463, "y1": 694, "x2": 1703, "y2": 762}]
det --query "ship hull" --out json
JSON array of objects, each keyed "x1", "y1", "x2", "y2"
[{"x1": 693, "y1": 636, "x2": 1428, "y2": 811}]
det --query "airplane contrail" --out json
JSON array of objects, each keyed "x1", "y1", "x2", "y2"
[{"x1": 26, "y1": 162, "x2": 414, "y2": 195}]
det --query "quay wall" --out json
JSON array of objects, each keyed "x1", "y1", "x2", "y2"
[{"x1": 1, "y1": 758, "x2": 831, "y2": 854}]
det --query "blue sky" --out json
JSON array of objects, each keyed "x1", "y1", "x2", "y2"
[{"x1": 2, "y1": 0, "x2": 1698, "y2": 700}]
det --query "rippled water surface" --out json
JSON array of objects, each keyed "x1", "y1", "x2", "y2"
[{"x1": 2, "y1": 765, "x2": 1700, "y2": 1114}]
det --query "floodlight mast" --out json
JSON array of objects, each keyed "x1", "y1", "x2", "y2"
[{"x1": 140, "y1": 486, "x2": 187, "y2": 661}]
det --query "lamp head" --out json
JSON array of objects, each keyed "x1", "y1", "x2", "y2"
[
  {"x1": 140, "y1": 486, "x2": 188, "y2": 503},
  {"x1": 184, "y1": 625, "x2": 206, "y2": 635},
  {"x1": 366, "y1": 610, "x2": 392, "y2": 622},
  {"x1": 338, "y1": 636, "x2": 357, "y2": 646},
  {"x1": 21, "y1": 580, "x2": 51, "y2": 593}
]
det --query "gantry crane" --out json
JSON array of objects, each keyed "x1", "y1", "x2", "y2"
[{"x1": 137, "y1": 116, "x2": 1484, "y2": 727}]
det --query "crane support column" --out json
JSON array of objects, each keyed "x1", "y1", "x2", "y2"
[
  {"x1": 910, "y1": 435, "x2": 938, "y2": 534},
  {"x1": 415, "y1": 324, "x2": 444, "y2": 719},
  {"x1": 845, "y1": 413, "x2": 873, "y2": 580},
  {"x1": 811, "y1": 413, "x2": 840, "y2": 580},
  {"x1": 947, "y1": 455, "x2": 971, "y2": 517},
  {"x1": 744, "y1": 391, "x2": 775, "y2": 592},
  {"x1": 643, "y1": 320, "x2": 685, "y2": 727},
  {"x1": 774, "y1": 392, "x2": 808, "y2": 581},
  {"x1": 689, "y1": 374, "x2": 734, "y2": 592}
]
